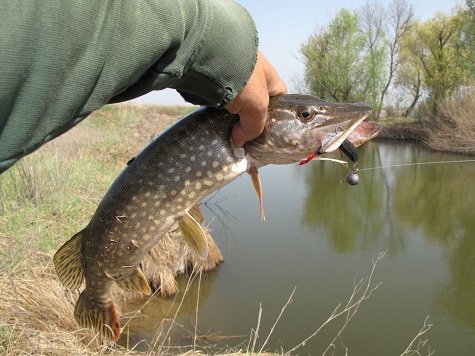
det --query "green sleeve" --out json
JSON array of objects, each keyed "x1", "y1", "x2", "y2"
[{"x1": 0, "y1": 0, "x2": 258, "y2": 173}]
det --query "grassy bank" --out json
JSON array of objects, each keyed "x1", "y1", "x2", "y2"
[
  {"x1": 378, "y1": 91, "x2": 475, "y2": 156},
  {"x1": 0, "y1": 104, "x2": 224, "y2": 354},
  {"x1": 378, "y1": 121, "x2": 428, "y2": 141},
  {"x1": 424, "y1": 92, "x2": 475, "y2": 155}
]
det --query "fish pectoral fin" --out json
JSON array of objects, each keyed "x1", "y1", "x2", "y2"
[
  {"x1": 53, "y1": 229, "x2": 86, "y2": 289},
  {"x1": 115, "y1": 267, "x2": 152, "y2": 295},
  {"x1": 189, "y1": 204, "x2": 205, "y2": 224},
  {"x1": 74, "y1": 289, "x2": 121, "y2": 342},
  {"x1": 177, "y1": 211, "x2": 209, "y2": 260},
  {"x1": 249, "y1": 165, "x2": 265, "y2": 221}
]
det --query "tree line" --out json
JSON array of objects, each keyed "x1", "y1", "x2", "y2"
[{"x1": 301, "y1": 0, "x2": 475, "y2": 120}]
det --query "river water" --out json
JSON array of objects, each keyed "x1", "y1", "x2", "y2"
[{"x1": 123, "y1": 140, "x2": 475, "y2": 355}]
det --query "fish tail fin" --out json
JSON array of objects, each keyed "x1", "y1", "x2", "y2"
[
  {"x1": 74, "y1": 289, "x2": 121, "y2": 341},
  {"x1": 53, "y1": 229, "x2": 85, "y2": 289}
]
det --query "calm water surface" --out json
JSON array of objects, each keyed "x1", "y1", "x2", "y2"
[{"x1": 123, "y1": 141, "x2": 475, "y2": 355}]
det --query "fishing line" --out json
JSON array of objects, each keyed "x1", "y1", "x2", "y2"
[
  {"x1": 342, "y1": 159, "x2": 475, "y2": 185},
  {"x1": 358, "y1": 159, "x2": 475, "y2": 172}
]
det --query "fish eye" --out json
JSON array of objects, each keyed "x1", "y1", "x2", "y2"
[{"x1": 298, "y1": 109, "x2": 315, "y2": 122}]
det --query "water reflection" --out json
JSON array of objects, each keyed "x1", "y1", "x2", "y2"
[
  {"x1": 120, "y1": 268, "x2": 221, "y2": 351},
  {"x1": 303, "y1": 141, "x2": 475, "y2": 331},
  {"x1": 302, "y1": 142, "x2": 401, "y2": 254}
]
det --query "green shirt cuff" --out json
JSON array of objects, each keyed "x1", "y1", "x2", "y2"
[{"x1": 170, "y1": 0, "x2": 258, "y2": 107}]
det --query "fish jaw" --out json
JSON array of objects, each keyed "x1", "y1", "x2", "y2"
[
  {"x1": 344, "y1": 121, "x2": 382, "y2": 148},
  {"x1": 245, "y1": 94, "x2": 374, "y2": 165}
]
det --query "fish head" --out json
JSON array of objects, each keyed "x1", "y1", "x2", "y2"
[{"x1": 245, "y1": 94, "x2": 380, "y2": 165}]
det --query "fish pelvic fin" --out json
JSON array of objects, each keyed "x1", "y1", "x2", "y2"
[
  {"x1": 53, "y1": 229, "x2": 85, "y2": 289},
  {"x1": 189, "y1": 205, "x2": 205, "y2": 224},
  {"x1": 115, "y1": 267, "x2": 152, "y2": 295},
  {"x1": 74, "y1": 289, "x2": 121, "y2": 342},
  {"x1": 177, "y1": 211, "x2": 209, "y2": 260},
  {"x1": 249, "y1": 165, "x2": 265, "y2": 221}
]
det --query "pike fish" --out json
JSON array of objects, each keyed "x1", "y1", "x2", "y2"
[{"x1": 53, "y1": 94, "x2": 380, "y2": 341}]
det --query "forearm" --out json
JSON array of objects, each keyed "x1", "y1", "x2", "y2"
[
  {"x1": 170, "y1": 0, "x2": 258, "y2": 107},
  {"x1": 109, "y1": 0, "x2": 258, "y2": 106},
  {"x1": 0, "y1": 0, "x2": 258, "y2": 173}
]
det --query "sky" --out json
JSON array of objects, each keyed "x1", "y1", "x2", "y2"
[{"x1": 132, "y1": 0, "x2": 464, "y2": 106}]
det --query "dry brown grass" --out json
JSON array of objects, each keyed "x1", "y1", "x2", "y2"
[
  {"x1": 142, "y1": 228, "x2": 223, "y2": 298},
  {"x1": 0, "y1": 237, "x2": 100, "y2": 354},
  {"x1": 0, "y1": 231, "x2": 222, "y2": 355},
  {"x1": 425, "y1": 90, "x2": 475, "y2": 155}
]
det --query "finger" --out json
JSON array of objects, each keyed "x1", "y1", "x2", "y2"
[
  {"x1": 227, "y1": 51, "x2": 286, "y2": 146},
  {"x1": 231, "y1": 98, "x2": 268, "y2": 147},
  {"x1": 269, "y1": 78, "x2": 287, "y2": 96},
  {"x1": 231, "y1": 121, "x2": 248, "y2": 148}
]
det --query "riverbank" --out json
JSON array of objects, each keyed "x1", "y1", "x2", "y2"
[
  {"x1": 378, "y1": 91, "x2": 475, "y2": 156},
  {"x1": 378, "y1": 120, "x2": 475, "y2": 156},
  {"x1": 377, "y1": 121, "x2": 428, "y2": 141}
]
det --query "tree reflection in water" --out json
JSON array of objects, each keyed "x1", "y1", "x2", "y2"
[{"x1": 302, "y1": 140, "x2": 475, "y2": 330}]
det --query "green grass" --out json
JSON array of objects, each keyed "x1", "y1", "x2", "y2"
[{"x1": 0, "y1": 325, "x2": 21, "y2": 354}]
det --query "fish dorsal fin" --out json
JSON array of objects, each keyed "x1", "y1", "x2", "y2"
[
  {"x1": 53, "y1": 229, "x2": 86, "y2": 289},
  {"x1": 189, "y1": 205, "x2": 205, "y2": 224},
  {"x1": 249, "y1": 165, "x2": 265, "y2": 221},
  {"x1": 126, "y1": 156, "x2": 135, "y2": 165},
  {"x1": 115, "y1": 267, "x2": 151, "y2": 295},
  {"x1": 177, "y1": 211, "x2": 209, "y2": 260},
  {"x1": 74, "y1": 289, "x2": 121, "y2": 341}
]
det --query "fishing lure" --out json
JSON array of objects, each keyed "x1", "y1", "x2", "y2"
[
  {"x1": 339, "y1": 139, "x2": 359, "y2": 162},
  {"x1": 339, "y1": 139, "x2": 360, "y2": 185},
  {"x1": 345, "y1": 163, "x2": 360, "y2": 186}
]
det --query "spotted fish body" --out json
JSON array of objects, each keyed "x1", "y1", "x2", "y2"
[{"x1": 53, "y1": 94, "x2": 379, "y2": 341}]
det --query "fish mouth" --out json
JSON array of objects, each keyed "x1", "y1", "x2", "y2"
[
  {"x1": 338, "y1": 122, "x2": 382, "y2": 162},
  {"x1": 317, "y1": 107, "x2": 375, "y2": 154},
  {"x1": 317, "y1": 119, "x2": 381, "y2": 161},
  {"x1": 344, "y1": 121, "x2": 382, "y2": 148},
  {"x1": 335, "y1": 121, "x2": 382, "y2": 161}
]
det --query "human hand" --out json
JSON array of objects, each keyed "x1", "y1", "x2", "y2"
[{"x1": 226, "y1": 51, "x2": 287, "y2": 147}]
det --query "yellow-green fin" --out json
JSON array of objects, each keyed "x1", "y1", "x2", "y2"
[
  {"x1": 115, "y1": 267, "x2": 152, "y2": 295},
  {"x1": 53, "y1": 229, "x2": 85, "y2": 289},
  {"x1": 189, "y1": 204, "x2": 205, "y2": 224},
  {"x1": 74, "y1": 289, "x2": 121, "y2": 341},
  {"x1": 249, "y1": 165, "x2": 265, "y2": 221},
  {"x1": 177, "y1": 211, "x2": 209, "y2": 260}
]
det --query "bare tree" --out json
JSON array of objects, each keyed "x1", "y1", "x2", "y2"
[
  {"x1": 360, "y1": 1, "x2": 387, "y2": 118},
  {"x1": 376, "y1": 0, "x2": 414, "y2": 119},
  {"x1": 467, "y1": 0, "x2": 475, "y2": 16}
]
